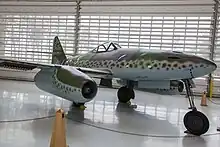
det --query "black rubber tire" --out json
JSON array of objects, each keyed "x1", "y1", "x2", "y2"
[
  {"x1": 178, "y1": 82, "x2": 184, "y2": 93},
  {"x1": 117, "y1": 86, "x2": 135, "y2": 103},
  {"x1": 183, "y1": 110, "x2": 209, "y2": 136}
]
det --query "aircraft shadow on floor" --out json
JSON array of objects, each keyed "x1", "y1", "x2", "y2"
[
  {"x1": 66, "y1": 102, "x2": 180, "y2": 137},
  {"x1": 0, "y1": 87, "x2": 180, "y2": 137},
  {"x1": 182, "y1": 135, "x2": 207, "y2": 147}
]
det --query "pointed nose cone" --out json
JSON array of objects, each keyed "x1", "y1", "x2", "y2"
[
  {"x1": 200, "y1": 57, "x2": 217, "y2": 71},
  {"x1": 185, "y1": 55, "x2": 217, "y2": 78},
  {"x1": 206, "y1": 59, "x2": 217, "y2": 72},
  {"x1": 193, "y1": 57, "x2": 217, "y2": 78},
  {"x1": 210, "y1": 60, "x2": 217, "y2": 70}
]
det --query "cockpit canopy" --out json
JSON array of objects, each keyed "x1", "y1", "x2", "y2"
[{"x1": 91, "y1": 42, "x2": 121, "y2": 53}]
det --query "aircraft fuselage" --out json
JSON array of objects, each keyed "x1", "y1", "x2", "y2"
[{"x1": 63, "y1": 48, "x2": 217, "y2": 81}]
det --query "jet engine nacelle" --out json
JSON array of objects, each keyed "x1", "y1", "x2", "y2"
[{"x1": 34, "y1": 66, "x2": 98, "y2": 103}]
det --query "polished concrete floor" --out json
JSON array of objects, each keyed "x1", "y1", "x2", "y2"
[{"x1": 0, "y1": 79, "x2": 220, "y2": 147}]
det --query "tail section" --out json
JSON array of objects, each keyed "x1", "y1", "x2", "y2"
[{"x1": 52, "y1": 36, "x2": 67, "y2": 64}]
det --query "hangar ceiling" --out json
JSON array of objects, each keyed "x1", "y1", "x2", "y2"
[{"x1": 0, "y1": 0, "x2": 220, "y2": 96}]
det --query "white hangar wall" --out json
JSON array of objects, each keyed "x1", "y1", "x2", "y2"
[{"x1": 0, "y1": 0, "x2": 220, "y2": 96}]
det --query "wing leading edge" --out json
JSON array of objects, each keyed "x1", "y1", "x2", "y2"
[{"x1": 0, "y1": 58, "x2": 113, "y2": 77}]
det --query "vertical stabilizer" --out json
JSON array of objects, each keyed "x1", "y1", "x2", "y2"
[{"x1": 52, "y1": 36, "x2": 67, "y2": 64}]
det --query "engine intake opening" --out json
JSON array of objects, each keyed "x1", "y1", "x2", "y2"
[{"x1": 82, "y1": 81, "x2": 98, "y2": 99}]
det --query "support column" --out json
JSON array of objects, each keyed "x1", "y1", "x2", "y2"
[
  {"x1": 207, "y1": 0, "x2": 219, "y2": 96},
  {"x1": 74, "y1": 0, "x2": 81, "y2": 54}
]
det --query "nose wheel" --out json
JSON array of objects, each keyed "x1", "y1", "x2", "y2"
[
  {"x1": 184, "y1": 110, "x2": 209, "y2": 136},
  {"x1": 117, "y1": 80, "x2": 135, "y2": 103},
  {"x1": 182, "y1": 79, "x2": 209, "y2": 136}
]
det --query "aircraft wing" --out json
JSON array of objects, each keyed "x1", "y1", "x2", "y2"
[{"x1": 0, "y1": 58, "x2": 113, "y2": 77}]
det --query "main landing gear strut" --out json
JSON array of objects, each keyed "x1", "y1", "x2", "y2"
[{"x1": 182, "y1": 79, "x2": 209, "y2": 136}]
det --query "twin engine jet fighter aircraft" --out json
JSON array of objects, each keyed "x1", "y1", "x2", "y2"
[{"x1": 0, "y1": 36, "x2": 217, "y2": 136}]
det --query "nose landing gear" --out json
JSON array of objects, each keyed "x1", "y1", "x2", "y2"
[
  {"x1": 116, "y1": 79, "x2": 210, "y2": 136},
  {"x1": 182, "y1": 79, "x2": 209, "y2": 136}
]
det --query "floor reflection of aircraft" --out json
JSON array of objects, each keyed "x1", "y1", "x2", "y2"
[
  {"x1": 115, "y1": 103, "x2": 180, "y2": 136},
  {"x1": 66, "y1": 101, "x2": 180, "y2": 137},
  {"x1": 0, "y1": 36, "x2": 217, "y2": 136},
  {"x1": 66, "y1": 106, "x2": 85, "y2": 122},
  {"x1": 182, "y1": 135, "x2": 207, "y2": 147}
]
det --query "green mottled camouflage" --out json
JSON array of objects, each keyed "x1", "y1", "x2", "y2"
[
  {"x1": 64, "y1": 49, "x2": 210, "y2": 71},
  {"x1": 53, "y1": 67, "x2": 89, "y2": 88}
]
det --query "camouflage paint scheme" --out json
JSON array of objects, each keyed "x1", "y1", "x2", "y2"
[
  {"x1": 0, "y1": 37, "x2": 215, "y2": 136},
  {"x1": 0, "y1": 37, "x2": 217, "y2": 104},
  {"x1": 63, "y1": 42, "x2": 216, "y2": 81},
  {"x1": 34, "y1": 66, "x2": 97, "y2": 103}
]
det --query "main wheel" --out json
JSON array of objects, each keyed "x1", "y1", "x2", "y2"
[
  {"x1": 178, "y1": 81, "x2": 184, "y2": 93},
  {"x1": 183, "y1": 110, "x2": 209, "y2": 136},
  {"x1": 117, "y1": 86, "x2": 135, "y2": 103}
]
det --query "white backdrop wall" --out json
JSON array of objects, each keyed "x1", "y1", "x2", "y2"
[{"x1": 0, "y1": 0, "x2": 220, "y2": 96}]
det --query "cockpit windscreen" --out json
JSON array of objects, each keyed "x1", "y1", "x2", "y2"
[{"x1": 91, "y1": 42, "x2": 121, "y2": 53}]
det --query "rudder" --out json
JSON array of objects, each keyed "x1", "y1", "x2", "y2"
[{"x1": 52, "y1": 36, "x2": 67, "y2": 64}]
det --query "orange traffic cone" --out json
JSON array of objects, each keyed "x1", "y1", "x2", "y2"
[
  {"x1": 50, "y1": 108, "x2": 68, "y2": 147},
  {"x1": 200, "y1": 91, "x2": 208, "y2": 106}
]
